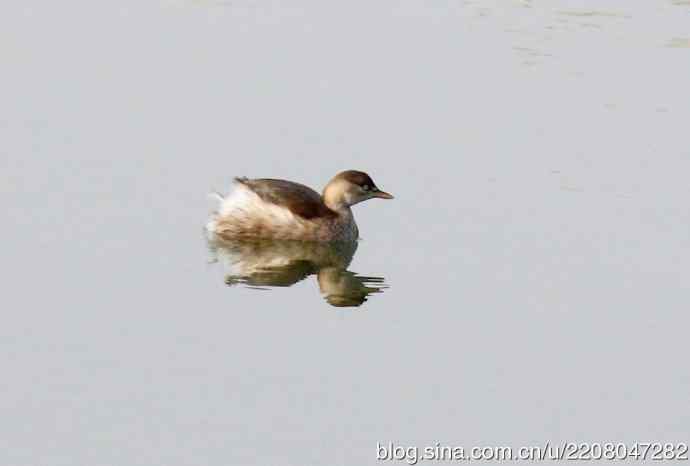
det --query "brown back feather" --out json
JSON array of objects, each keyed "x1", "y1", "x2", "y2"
[{"x1": 236, "y1": 177, "x2": 337, "y2": 219}]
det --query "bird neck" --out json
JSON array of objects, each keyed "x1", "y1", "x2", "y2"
[{"x1": 322, "y1": 179, "x2": 351, "y2": 212}]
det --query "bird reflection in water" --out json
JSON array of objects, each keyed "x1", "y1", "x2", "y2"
[{"x1": 207, "y1": 236, "x2": 387, "y2": 307}]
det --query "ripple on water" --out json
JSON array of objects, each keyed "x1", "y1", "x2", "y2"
[
  {"x1": 557, "y1": 10, "x2": 631, "y2": 19},
  {"x1": 666, "y1": 37, "x2": 690, "y2": 48}
]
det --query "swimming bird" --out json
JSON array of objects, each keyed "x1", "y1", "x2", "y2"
[{"x1": 207, "y1": 170, "x2": 393, "y2": 241}]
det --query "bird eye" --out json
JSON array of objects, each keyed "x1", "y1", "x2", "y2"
[{"x1": 362, "y1": 184, "x2": 370, "y2": 191}]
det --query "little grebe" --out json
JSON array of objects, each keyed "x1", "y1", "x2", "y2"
[{"x1": 207, "y1": 170, "x2": 393, "y2": 241}]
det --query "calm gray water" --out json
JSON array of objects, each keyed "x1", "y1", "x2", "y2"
[{"x1": 3, "y1": 1, "x2": 689, "y2": 465}]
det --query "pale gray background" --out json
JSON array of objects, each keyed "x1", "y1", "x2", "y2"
[{"x1": 2, "y1": 1, "x2": 689, "y2": 465}]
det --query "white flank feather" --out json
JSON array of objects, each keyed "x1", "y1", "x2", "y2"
[{"x1": 207, "y1": 182, "x2": 311, "y2": 239}]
